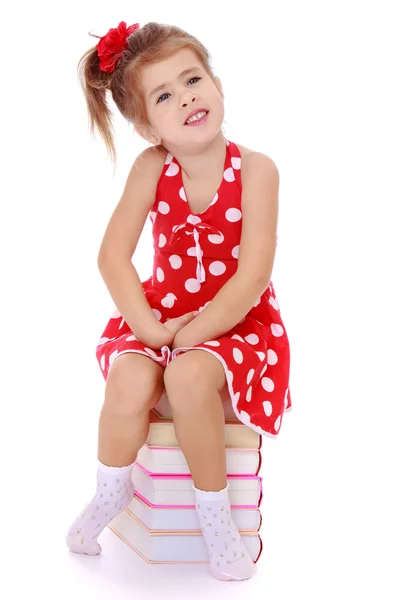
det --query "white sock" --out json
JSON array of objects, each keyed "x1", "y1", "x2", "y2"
[
  {"x1": 66, "y1": 460, "x2": 135, "y2": 555},
  {"x1": 193, "y1": 483, "x2": 257, "y2": 581}
]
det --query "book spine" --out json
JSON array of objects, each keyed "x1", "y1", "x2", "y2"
[
  {"x1": 133, "y1": 490, "x2": 261, "y2": 510},
  {"x1": 135, "y1": 461, "x2": 262, "y2": 482}
]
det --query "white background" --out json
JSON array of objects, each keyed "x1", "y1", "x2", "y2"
[{"x1": 1, "y1": 0, "x2": 416, "y2": 598}]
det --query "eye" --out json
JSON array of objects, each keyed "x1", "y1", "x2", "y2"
[{"x1": 156, "y1": 77, "x2": 201, "y2": 104}]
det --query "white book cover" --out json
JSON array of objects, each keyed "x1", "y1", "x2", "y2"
[
  {"x1": 129, "y1": 492, "x2": 262, "y2": 532},
  {"x1": 132, "y1": 462, "x2": 263, "y2": 508},
  {"x1": 108, "y1": 508, "x2": 262, "y2": 564},
  {"x1": 136, "y1": 443, "x2": 262, "y2": 476}
]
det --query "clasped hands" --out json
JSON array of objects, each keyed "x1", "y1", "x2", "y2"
[{"x1": 164, "y1": 310, "x2": 200, "y2": 351}]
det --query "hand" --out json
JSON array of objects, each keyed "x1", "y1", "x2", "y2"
[
  {"x1": 164, "y1": 311, "x2": 199, "y2": 347},
  {"x1": 171, "y1": 332, "x2": 187, "y2": 352}
]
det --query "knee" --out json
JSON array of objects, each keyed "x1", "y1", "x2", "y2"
[
  {"x1": 104, "y1": 354, "x2": 164, "y2": 415},
  {"x1": 163, "y1": 353, "x2": 212, "y2": 408}
]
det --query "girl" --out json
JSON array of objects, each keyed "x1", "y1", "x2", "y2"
[{"x1": 66, "y1": 20, "x2": 292, "y2": 582}]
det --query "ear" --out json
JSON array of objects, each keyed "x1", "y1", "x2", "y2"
[
  {"x1": 135, "y1": 124, "x2": 161, "y2": 146},
  {"x1": 135, "y1": 124, "x2": 153, "y2": 144}
]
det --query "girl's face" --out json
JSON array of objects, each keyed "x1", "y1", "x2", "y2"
[{"x1": 137, "y1": 47, "x2": 224, "y2": 151}]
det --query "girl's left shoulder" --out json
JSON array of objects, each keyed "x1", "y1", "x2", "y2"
[{"x1": 235, "y1": 143, "x2": 278, "y2": 184}]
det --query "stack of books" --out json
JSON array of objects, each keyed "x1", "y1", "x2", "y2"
[{"x1": 108, "y1": 391, "x2": 263, "y2": 564}]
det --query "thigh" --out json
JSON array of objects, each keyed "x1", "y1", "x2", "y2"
[
  {"x1": 164, "y1": 349, "x2": 230, "y2": 400},
  {"x1": 105, "y1": 352, "x2": 165, "y2": 411}
]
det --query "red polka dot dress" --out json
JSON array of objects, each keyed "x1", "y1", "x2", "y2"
[{"x1": 96, "y1": 139, "x2": 292, "y2": 438}]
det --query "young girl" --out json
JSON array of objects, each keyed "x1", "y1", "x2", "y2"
[{"x1": 66, "y1": 20, "x2": 292, "y2": 582}]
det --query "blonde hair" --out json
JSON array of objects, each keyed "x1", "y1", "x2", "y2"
[{"x1": 77, "y1": 21, "x2": 226, "y2": 169}]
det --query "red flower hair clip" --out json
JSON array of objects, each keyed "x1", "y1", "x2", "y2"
[{"x1": 96, "y1": 21, "x2": 140, "y2": 73}]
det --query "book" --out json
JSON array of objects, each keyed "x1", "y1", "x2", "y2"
[
  {"x1": 136, "y1": 443, "x2": 262, "y2": 476},
  {"x1": 147, "y1": 410, "x2": 262, "y2": 450},
  {"x1": 132, "y1": 462, "x2": 263, "y2": 508},
  {"x1": 108, "y1": 507, "x2": 263, "y2": 564},
  {"x1": 128, "y1": 491, "x2": 262, "y2": 532},
  {"x1": 153, "y1": 390, "x2": 239, "y2": 422}
]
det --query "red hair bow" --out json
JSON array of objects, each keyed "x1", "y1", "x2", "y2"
[{"x1": 97, "y1": 21, "x2": 140, "y2": 73}]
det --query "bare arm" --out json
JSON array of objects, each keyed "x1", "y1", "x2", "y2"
[
  {"x1": 173, "y1": 272, "x2": 268, "y2": 348},
  {"x1": 97, "y1": 147, "x2": 172, "y2": 350},
  {"x1": 98, "y1": 257, "x2": 173, "y2": 350}
]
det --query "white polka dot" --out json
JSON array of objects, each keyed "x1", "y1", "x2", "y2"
[
  {"x1": 158, "y1": 234, "x2": 167, "y2": 248},
  {"x1": 253, "y1": 296, "x2": 261, "y2": 307},
  {"x1": 267, "y1": 349, "x2": 278, "y2": 365},
  {"x1": 156, "y1": 267, "x2": 165, "y2": 282},
  {"x1": 246, "y1": 386, "x2": 252, "y2": 402},
  {"x1": 185, "y1": 278, "x2": 201, "y2": 293},
  {"x1": 226, "y1": 370, "x2": 234, "y2": 386},
  {"x1": 231, "y1": 334, "x2": 245, "y2": 343},
  {"x1": 269, "y1": 296, "x2": 280, "y2": 310},
  {"x1": 158, "y1": 201, "x2": 170, "y2": 215},
  {"x1": 232, "y1": 245, "x2": 239, "y2": 259},
  {"x1": 118, "y1": 318, "x2": 125, "y2": 329},
  {"x1": 152, "y1": 308, "x2": 162, "y2": 321},
  {"x1": 209, "y1": 261, "x2": 226, "y2": 276},
  {"x1": 150, "y1": 211, "x2": 157, "y2": 222},
  {"x1": 225, "y1": 208, "x2": 242, "y2": 222},
  {"x1": 179, "y1": 186, "x2": 187, "y2": 202},
  {"x1": 208, "y1": 232, "x2": 224, "y2": 244},
  {"x1": 209, "y1": 192, "x2": 219, "y2": 207},
  {"x1": 231, "y1": 156, "x2": 241, "y2": 170},
  {"x1": 126, "y1": 335, "x2": 137, "y2": 342},
  {"x1": 284, "y1": 389, "x2": 289, "y2": 409},
  {"x1": 234, "y1": 391, "x2": 240, "y2": 403},
  {"x1": 245, "y1": 334, "x2": 259, "y2": 345},
  {"x1": 100, "y1": 354, "x2": 106, "y2": 370},
  {"x1": 144, "y1": 347, "x2": 158, "y2": 357},
  {"x1": 166, "y1": 161, "x2": 179, "y2": 176},
  {"x1": 263, "y1": 401, "x2": 273, "y2": 417},
  {"x1": 274, "y1": 415, "x2": 282, "y2": 432},
  {"x1": 187, "y1": 214, "x2": 202, "y2": 225},
  {"x1": 204, "y1": 340, "x2": 221, "y2": 346},
  {"x1": 109, "y1": 349, "x2": 119, "y2": 365},
  {"x1": 169, "y1": 255, "x2": 182, "y2": 269},
  {"x1": 98, "y1": 336, "x2": 115, "y2": 346},
  {"x1": 247, "y1": 368, "x2": 255, "y2": 384},
  {"x1": 260, "y1": 365, "x2": 268, "y2": 377},
  {"x1": 256, "y1": 351, "x2": 266, "y2": 361},
  {"x1": 224, "y1": 166, "x2": 235, "y2": 182},
  {"x1": 271, "y1": 323, "x2": 284, "y2": 337},
  {"x1": 261, "y1": 377, "x2": 275, "y2": 392},
  {"x1": 187, "y1": 246, "x2": 197, "y2": 256},
  {"x1": 239, "y1": 410, "x2": 251, "y2": 425},
  {"x1": 233, "y1": 347, "x2": 243, "y2": 364},
  {"x1": 161, "y1": 293, "x2": 177, "y2": 308}
]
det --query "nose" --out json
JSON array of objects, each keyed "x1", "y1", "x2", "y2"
[{"x1": 181, "y1": 92, "x2": 197, "y2": 108}]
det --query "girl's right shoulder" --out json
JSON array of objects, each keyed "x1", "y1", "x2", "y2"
[
  {"x1": 134, "y1": 145, "x2": 168, "y2": 176},
  {"x1": 97, "y1": 147, "x2": 168, "y2": 262}
]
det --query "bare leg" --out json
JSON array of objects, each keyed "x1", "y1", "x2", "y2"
[
  {"x1": 66, "y1": 353, "x2": 164, "y2": 555},
  {"x1": 98, "y1": 354, "x2": 164, "y2": 466},
  {"x1": 163, "y1": 350, "x2": 256, "y2": 581}
]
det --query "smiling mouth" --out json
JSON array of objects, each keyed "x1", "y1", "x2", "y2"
[{"x1": 184, "y1": 110, "x2": 209, "y2": 125}]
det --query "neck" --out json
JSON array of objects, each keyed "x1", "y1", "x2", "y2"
[{"x1": 171, "y1": 131, "x2": 227, "y2": 182}]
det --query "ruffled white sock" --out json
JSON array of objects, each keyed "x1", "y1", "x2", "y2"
[
  {"x1": 193, "y1": 483, "x2": 256, "y2": 581},
  {"x1": 66, "y1": 460, "x2": 135, "y2": 555}
]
